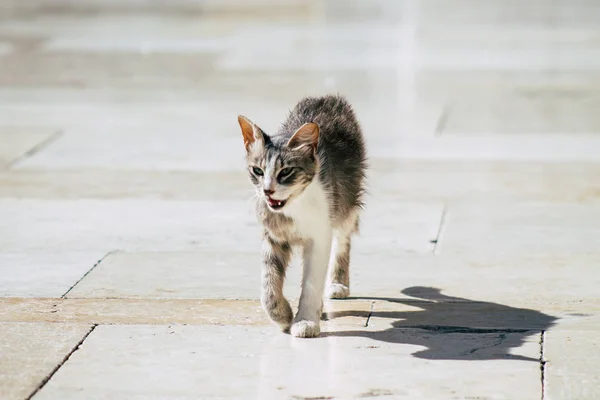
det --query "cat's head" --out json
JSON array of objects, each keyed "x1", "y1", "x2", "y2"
[{"x1": 237, "y1": 115, "x2": 319, "y2": 213}]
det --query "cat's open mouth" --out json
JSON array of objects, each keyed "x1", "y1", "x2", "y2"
[{"x1": 266, "y1": 196, "x2": 288, "y2": 210}]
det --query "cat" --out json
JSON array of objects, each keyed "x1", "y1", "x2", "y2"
[{"x1": 237, "y1": 94, "x2": 367, "y2": 338}]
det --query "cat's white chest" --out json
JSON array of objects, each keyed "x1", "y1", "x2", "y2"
[{"x1": 283, "y1": 179, "x2": 330, "y2": 240}]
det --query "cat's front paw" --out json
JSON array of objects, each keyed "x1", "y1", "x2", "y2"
[
  {"x1": 290, "y1": 320, "x2": 320, "y2": 338},
  {"x1": 262, "y1": 296, "x2": 293, "y2": 332},
  {"x1": 326, "y1": 283, "x2": 350, "y2": 299}
]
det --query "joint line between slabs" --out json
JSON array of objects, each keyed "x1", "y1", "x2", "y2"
[
  {"x1": 540, "y1": 330, "x2": 547, "y2": 400},
  {"x1": 7, "y1": 129, "x2": 63, "y2": 169},
  {"x1": 61, "y1": 250, "x2": 116, "y2": 298},
  {"x1": 364, "y1": 301, "x2": 375, "y2": 327},
  {"x1": 434, "y1": 102, "x2": 452, "y2": 136},
  {"x1": 25, "y1": 324, "x2": 97, "y2": 400},
  {"x1": 432, "y1": 206, "x2": 447, "y2": 254}
]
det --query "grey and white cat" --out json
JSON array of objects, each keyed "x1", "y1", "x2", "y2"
[{"x1": 237, "y1": 95, "x2": 367, "y2": 338}]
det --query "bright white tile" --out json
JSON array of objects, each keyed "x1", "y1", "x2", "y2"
[
  {"x1": 33, "y1": 324, "x2": 541, "y2": 400},
  {"x1": 545, "y1": 330, "x2": 600, "y2": 399},
  {"x1": 0, "y1": 323, "x2": 92, "y2": 400},
  {"x1": 0, "y1": 252, "x2": 105, "y2": 297}
]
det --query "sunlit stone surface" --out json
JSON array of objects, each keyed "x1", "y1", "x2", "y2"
[{"x1": 1, "y1": 0, "x2": 599, "y2": 399}]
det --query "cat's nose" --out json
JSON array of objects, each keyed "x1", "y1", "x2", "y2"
[{"x1": 263, "y1": 189, "x2": 275, "y2": 196}]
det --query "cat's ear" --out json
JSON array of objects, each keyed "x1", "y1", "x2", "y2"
[
  {"x1": 286, "y1": 122, "x2": 319, "y2": 152},
  {"x1": 238, "y1": 115, "x2": 267, "y2": 151}
]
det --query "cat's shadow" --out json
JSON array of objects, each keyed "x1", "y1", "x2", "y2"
[{"x1": 323, "y1": 286, "x2": 558, "y2": 362}]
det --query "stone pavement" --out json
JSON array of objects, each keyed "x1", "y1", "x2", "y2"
[{"x1": 1, "y1": 0, "x2": 599, "y2": 399}]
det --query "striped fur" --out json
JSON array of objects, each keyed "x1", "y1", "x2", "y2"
[{"x1": 238, "y1": 95, "x2": 367, "y2": 337}]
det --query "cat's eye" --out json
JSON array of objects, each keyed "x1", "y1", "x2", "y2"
[
  {"x1": 252, "y1": 167, "x2": 264, "y2": 176},
  {"x1": 278, "y1": 167, "x2": 294, "y2": 179}
]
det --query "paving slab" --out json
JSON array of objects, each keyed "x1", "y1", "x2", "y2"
[
  {"x1": 0, "y1": 199, "x2": 440, "y2": 254},
  {"x1": 0, "y1": 72, "x2": 406, "y2": 107},
  {"x1": 0, "y1": 99, "x2": 290, "y2": 130},
  {"x1": 0, "y1": 298, "x2": 371, "y2": 327},
  {"x1": 65, "y1": 251, "x2": 300, "y2": 300},
  {"x1": 0, "y1": 252, "x2": 105, "y2": 297},
  {"x1": 545, "y1": 330, "x2": 600, "y2": 400},
  {"x1": 1, "y1": 0, "x2": 308, "y2": 20},
  {"x1": 357, "y1": 201, "x2": 442, "y2": 253},
  {"x1": 33, "y1": 324, "x2": 541, "y2": 400},
  {"x1": 0, "y1": 169, "x2": 252, "y2": 200},
  {"x1": 0, "y1": 43, "x2": 12, "y2": 56},
  {"x1": 0, "y1": 322, "x2": 92, "y2": 400},
  {"x1": 438, "y1": 201, "x2": 600, "y2": 256},
  {"x1": 16, "y1": 126, "x2": 248, "y2": 171},
  {"x1": 368, "y1": 299, "x2": 600, "y2": 333},
  {"x1": 0, "y1": 128, "x2": 58, "y2": 168},
  {"x1": 215, "y1": 20, "x2": 600, "y2": 72},
  {"x1": 60, "y1": 201, "x2": 436, "y2": 297},
  {"x1": 369, "y1": 298, "x2": 557, "y2": 331},
  {"x1": 0, "y1": 1, "x2": 598, "y2": 399},
  {"x1": 0, "y1": 199, "x2": 259, "y2": 253},
  {"x1": 0, "y1": 78, "x2": 439, "y2": 139},
  {"x1": 61, "y1": 203, "x2": 436, "y2": 299},
  {"x1": 2, "y1": 161, "x2": 600, "y2": 204},
  {"x1": 369, "y1": 160, "x2": 600, "y2": 204},
  {"x1": 393, "y1": 134, "x2": 600, "y2": 162},
  {"x1": 0, "y1": 53, "x2": 221, "y2": 90},
  {"x1": 13, "y1": 124, "x2": 432, "y2": 170},
  {"x1": 349, "y1": 253, "x2": 600, "y2": 312},
  {"x1": 0, "y1": 298, "x2": 267, "y2": 326},
  {"x1": 443, "y1": 88, "x2": 600, "y2": 134}
]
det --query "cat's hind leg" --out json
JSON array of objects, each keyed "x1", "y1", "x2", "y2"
[{"x1": 325, "y1": 210, "x2": 359, "y2": 299}]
